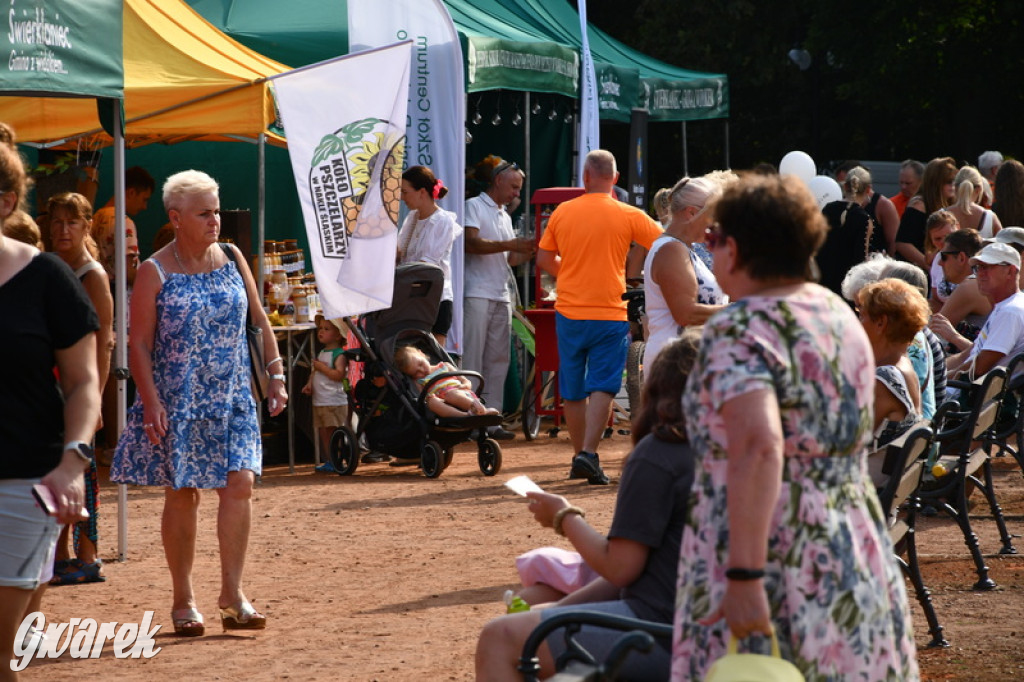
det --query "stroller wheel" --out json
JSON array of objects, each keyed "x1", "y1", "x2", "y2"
[
  {"x1": 421, "y1": 440, "x2": 444, "y2": 479},
  {"x1": 477, "y1": 438, "x2": 502, "y2": 477},
  {"x1": 329, "y1": 426, "x2": 359, "y2": 475},
  {"x1": 442, "y1": 447, "x2": 454, "y2": 471}
]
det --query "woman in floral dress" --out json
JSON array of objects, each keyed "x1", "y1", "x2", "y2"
[
  {"x1": 671, "y1": 175, "x2": 919, "y2": 681},
  {"x1": 111, "y1": 170, "x2": 287, "y2": 638}
]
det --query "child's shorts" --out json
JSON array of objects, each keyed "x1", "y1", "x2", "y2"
[{"x1": 313, "y1": 404, "x2": 349, "y2": 428}]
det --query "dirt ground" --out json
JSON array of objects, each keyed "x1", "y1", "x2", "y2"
[{"x1": 20, "y1": 425, "x2": 1024, "y2": 681}]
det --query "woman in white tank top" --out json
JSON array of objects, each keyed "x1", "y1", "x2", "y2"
[{"x1": 643, "y1": 175, "x2": 730, "y2": 371}]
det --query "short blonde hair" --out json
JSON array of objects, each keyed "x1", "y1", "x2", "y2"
[
  {"x1": 162, "y1": 169, "x2": 219, "y2": 213},
  {"x1": 583, "y1": 150, "x2": 616, "y2": 179}
]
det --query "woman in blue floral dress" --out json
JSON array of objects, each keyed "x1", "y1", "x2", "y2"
[
  {"x1": 111, "y1": 170, "x2": 287, "y2": 638},
  {"x1": 671, "y1": 175, "x2": 919, "y2": 680}
]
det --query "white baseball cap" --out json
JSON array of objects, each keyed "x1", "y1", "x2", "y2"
[
  {"x1": 970, "y1": 242, "x2": 1021, "y2": 269},
  {"x1": 993, "y1": 227, "x2": 1024, "y2": 250}
]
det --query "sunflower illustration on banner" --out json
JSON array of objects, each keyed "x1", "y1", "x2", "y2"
[{"x1": 274, "y1": 41, "x2": 412, "y2": 318}]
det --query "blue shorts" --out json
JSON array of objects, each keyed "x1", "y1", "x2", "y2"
[
  {"x1": 555, "y1": 313, "x2": 629, "y2": 401},
  {"x1": 542, "y1": 600, "x2": 670, "y2": 682}
]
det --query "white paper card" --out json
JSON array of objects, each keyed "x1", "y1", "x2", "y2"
[{"x1": 504, "y1": 475, "x2": 544, "y2": 496}]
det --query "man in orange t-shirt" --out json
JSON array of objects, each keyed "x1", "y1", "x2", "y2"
[
  {"x1": 537, "y1": 150, "x2": 663, "y2": 484},
  {"x1": 889, "y1": 159, "x2": 923, "y2": 218}
]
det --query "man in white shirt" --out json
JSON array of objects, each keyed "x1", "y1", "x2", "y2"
[
  {"x1": 463, "y1": 161, "x2": 535, "y2": 439},
  {"x1": 947, "y1": 242, "x2": 1024, "y2": 378}
]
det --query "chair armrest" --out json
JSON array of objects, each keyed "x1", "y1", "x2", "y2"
[{"x1": 518, "y1": 610, "x2": 672, "y2": 682}]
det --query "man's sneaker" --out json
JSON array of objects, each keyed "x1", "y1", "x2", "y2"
[
  {"x1": 488, "y1": 426, "x2": 516, "y2": 441},
  {"x1": 569, "y1": 452, "x2": 610, "y2": 485}
]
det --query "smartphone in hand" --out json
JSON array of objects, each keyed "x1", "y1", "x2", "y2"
[{"x1": 32, "y1": 484, "x2": 90, "y2": 520}]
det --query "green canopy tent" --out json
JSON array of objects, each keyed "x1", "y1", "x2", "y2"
[
  {"x1": 0, "y1": 0, "x2": 129, "y2": 555},
  {"x1": 180, "y1": 0, "x2": 728, "y2": 234},
  {"x1": 185, "y1": 0, "x2": 579, "y2": 217},
  {"x1": 464, "y1": 0, "x2": 729, "y2": 176}
]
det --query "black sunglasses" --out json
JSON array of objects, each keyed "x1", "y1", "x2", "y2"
[{"x1": 939, "y1": 250, "x2": 962, "y2": 261}]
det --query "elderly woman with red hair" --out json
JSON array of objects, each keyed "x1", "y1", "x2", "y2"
[{"x1": 856, "y1": 278, "x2": 930, "y2": 447}]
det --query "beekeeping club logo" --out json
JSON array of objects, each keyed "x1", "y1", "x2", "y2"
[{"x1": 308, "y1": 118, "x2": 406, "y2": 259}]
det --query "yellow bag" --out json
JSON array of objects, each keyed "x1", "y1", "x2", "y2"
[{"x1": 704, "y1": 628, "x2": 804, "y2": 682}]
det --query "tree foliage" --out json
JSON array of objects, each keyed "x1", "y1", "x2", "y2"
[{"x1": 581, "y1": 0, "x2": 1024, "y2": 182}]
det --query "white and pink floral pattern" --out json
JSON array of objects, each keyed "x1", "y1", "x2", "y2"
[{"x1": 671, "y1": 285, "x2": 919, "y2": 681}]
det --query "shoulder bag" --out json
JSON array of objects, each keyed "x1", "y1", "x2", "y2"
[{"x1": 220, "y1": 243, "x2": 269, "y2": 402}]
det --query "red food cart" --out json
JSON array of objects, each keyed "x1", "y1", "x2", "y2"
[{"x1": 520, "y1": 188, "x2": 584, "y2": 439}]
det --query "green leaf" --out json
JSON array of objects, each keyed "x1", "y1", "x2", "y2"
[
  {"x1": 339, "y1": 118, "x2": 376, "y2": 146},
  {"x1": 310, "y1": 134, "x2": 345, "y2": 168}
]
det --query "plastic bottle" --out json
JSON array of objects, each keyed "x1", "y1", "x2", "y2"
[{"x1": 503, "y1": 590, "x2": 530, "y2": 613}]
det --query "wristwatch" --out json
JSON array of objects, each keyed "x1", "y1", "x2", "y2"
[{"x1": 64, "y1": 440, "x2": 94, "y2": 464}]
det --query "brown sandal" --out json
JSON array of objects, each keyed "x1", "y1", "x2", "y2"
[
  {"x1": 171, "y1": 608, "x2": 205, "y2": 637},
  {"x1": 219, "y1": 601, "x2": 266, "y2": 630}
]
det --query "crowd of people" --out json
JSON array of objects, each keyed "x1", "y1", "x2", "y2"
[
  {"x1": 474, "y1": 149, "x2": 1024, "y2": 681},
  {"x1": 6, "y1": 118, "x2": 1022, "y2": 680}
]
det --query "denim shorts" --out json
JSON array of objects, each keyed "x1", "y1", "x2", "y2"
[
  {"x1": 554, "y1": 313, "x2": 629, "y2": 401},
  {"x1": 0, "y1": 479, "x2": 60, "y2": 590},
  {"x1": 542, "y1": 600, "x2": 670, "y2": 682}
]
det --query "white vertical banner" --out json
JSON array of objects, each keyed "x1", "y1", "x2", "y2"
[
  {"x1": 273, "y1": 42, "x2": 412, "y2": 318},
  {"x1": 348, "y1": 0, "x2": 467, "y2": 354},
  {"x1": 576, "y1": 0, "x2": 600, "y2": 184}
]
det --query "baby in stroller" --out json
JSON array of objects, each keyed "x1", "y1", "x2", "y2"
[
  {"x1": 325, "y1": 263, "x2": 504, "y2": 478},
  {"x1": 395, "y1": 345, "x2": 499, "y2": 418}
]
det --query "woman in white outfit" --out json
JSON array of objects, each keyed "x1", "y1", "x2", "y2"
[
  {"x1": 642, "y1": 175, "x2": 728, "y2": 371},
  {"x1": 397, "y1": 165, "x2": 463, "y2": 347}
]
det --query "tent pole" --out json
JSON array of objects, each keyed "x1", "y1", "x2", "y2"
[
  {"x1": 682, "y1": 121, "x2": 689, "y2": 177},
  {"x1": 724, "y1": 119, "x2": 730, "y2": 168},
  {"x1": 570, "y1": 101, "x2": 580, "y2": 186},
  {"x1": 258, "y1": 133, "x2": 266, "y2": 310},
  {"x1": 257, "y1": 132, "x2": 266, "y2": 442},
  {"x1": 523, "y1": 91, "x2": 531, "y2": 303},
  {"x1": 114, "y1": 102, "x2": 128, "y2": 562}
]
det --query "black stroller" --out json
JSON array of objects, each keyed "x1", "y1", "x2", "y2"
[{"x1": 328, "y1": 263, "x2": 504, "y2": 478}]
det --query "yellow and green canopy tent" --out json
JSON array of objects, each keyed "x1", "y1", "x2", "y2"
[
  {"x1": 0, "y1": 0, "x2": 294, "y2": 561},
  {"x1": 0, "y1": 0, "x2": 288, "y2": 148}
]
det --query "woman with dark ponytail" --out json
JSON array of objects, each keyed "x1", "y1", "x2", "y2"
[{"x1": 398, "y1": 165, "x2": 462, "y2": 346}]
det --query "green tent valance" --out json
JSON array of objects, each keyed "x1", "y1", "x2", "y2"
[
  {"x1": 0, "y1": 0, "x2": 123, "y2": 99},
  {"x1": 465, "y1": 36, "x2": 578, "y2": 96},
  {"x1": 643, "y1": 76, "x2": 728, "y2": 122},
  {"x1": 496, "y1": 0, "x2": 728, "y2": 122},
  {"x1": 595, "y1": 62, "x2": 639, "y2": 123}
]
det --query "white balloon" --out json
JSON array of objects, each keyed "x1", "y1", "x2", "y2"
[
  {"x1": 807, "y1": 175, "x2": 844, "y2": 209},
  {"x1": 779, "y1": 150, "x2": 817, "y2": 183}
]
